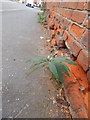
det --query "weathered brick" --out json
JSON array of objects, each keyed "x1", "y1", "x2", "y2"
[
  {"x1": 84, "y1": 92, "x2": 88, "y2": 111},
  {"x1": 70, "y1": 41, "x2": 82, "y2": 57},
  {"x1": 68, "y1": 61, "x2": 88, "y2": 89},
  {"x1": 64, "y1": 74, "x2": 86, "y2": 113},
  {"x1": 64, "y1": 9, "x2": 73, "y2": 19},
  {"x1": 77, "y1": 50, "x2": 88, "y2": 71},
  {"x1": 70, "y1": 23, "x2": 85, "y2": 40},
  {"x1": 75, "y1": 108, "x2": 88, "y2": 118},
  {"x1": 60, "y1": 2, "x2": 66, "y2": 8},
  {"x1": 63, "y1": 30, "x2": 68, "y2": 41},
  {"x1": 77, "y1": 2, "x2": 85, "y2": 10},
  {"x1": 67, "y1": 2, "x2": 78, "y2": 9},
  {"x1": 81, "y1": 30, "x2": 89, "y2": 49},
  {"x1": 58, "y1": 8, "x2": 73, "y2": 19},
  {"x1": 71, "y1": 11, "x2": 86, "y2": 24},
  {"x1": 65, "y1": 33, "x2": 74, "y2": 49},
  {"x1": 87, "y1": 70, "x2": 90, "y2": 82}
]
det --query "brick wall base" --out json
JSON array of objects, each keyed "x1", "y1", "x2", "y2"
[{"x1": 44, "y1": 1, "x2": 90, "y2": 118}]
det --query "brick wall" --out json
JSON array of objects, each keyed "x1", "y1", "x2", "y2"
[
  {"x1": 45, "y1": 1, "x2": 89, "y2": 72},
  {"x1": 45, "y1": 1, "x2": 90, "y2": 118}
]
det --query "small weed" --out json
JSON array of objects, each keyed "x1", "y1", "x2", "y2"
[
  {"x1": 38, "y1": 12, "x2": 47, "y2": 25},
  {"x1": 27, "y1": 53, "x2": 77, "y2": 87}
]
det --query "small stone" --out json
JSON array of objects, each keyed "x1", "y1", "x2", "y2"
[
  {"x1": 7, "y1": 100, "x2": 10, "y2": 102},
  {"x1": 79, "y1": 86, "x2": 85, "y2": 91},
  {"x1": 53, "y1": 100, "x2": 56, "y2": 104},
  {"x1": 40, "y1": 36, "x2": 44, "y2": 39},
  {"x1": 16, "y1": 98, "x2": 19, "y2": 101},
  {"x1": 57, "y1": 94, "x2": 59, "y2": 97},
  {"x1": 47, "y1": 39, "x2": 50, "y2": 42},
  {"x1": 26, "y1": 104, "x2": 29, "y2": 107}
]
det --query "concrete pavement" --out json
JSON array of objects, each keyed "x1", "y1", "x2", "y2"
[{"x1": 2, "y1": 0, "x2": 70, "y2": 118}]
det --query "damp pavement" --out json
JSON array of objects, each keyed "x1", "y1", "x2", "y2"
[{"x1": 2, "y1": 0, "x2": 70, "y2": 118}]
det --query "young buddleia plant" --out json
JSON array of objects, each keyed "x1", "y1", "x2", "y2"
[{"x1": 27, "y1": 53, "x2": 77, "y2": 86}]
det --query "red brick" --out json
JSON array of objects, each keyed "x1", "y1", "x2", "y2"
[
  {"x1": 64, "y1": 9, "x2": 73, "y2": 19},
  {"x1": 63, "y1": 62, "x2": 88, "y2": 118},
  {"x1": 64, "y1": 70, "x2": 77, "y2": 89},
  {"x1": 68, "y1": 61, "x2": 88, "y2": 89},
  {"x1": 81, "y1": 30, "x2": 89, "y2": 49},
  {"x1": 63, "y1": 30, "x2": 68, "y2": 41},
  {"x1": 70, "y1": 41, "x2": 82, "y2": 57},
  {"x1": 60, "y1": 2, "x2": 66, "y2": 8},
  {"x1": 64, "y1": 2, "x2": 69, "y2": 8},
  {"x1": 64, "y1": 75, "x2": 85, "y2": 112},
  {"x1": 77, "y1": 50, "x2": 88, "y2": 71},
  {"x1": 71, "y1": 11, "x2": 86, "y2": 24},
  {"x1": 70, "y1": 23, "x2": 85, "y2": 40},
  {"x1": 84, "y1": 92, "x2": 88, "y2": 111},
  {"x1": 67, "y1": 2, "x2": 78, "y2": 9},
  {"x1": 88, "y1": 91, "x2": 90, "y2": 118},
  {"x1": 75, "y1": 108, "x2": 88, "y2": 118},
  {"x1": 65, "y1": 32, "x2": 74, "y2": 48},
  {"x1": 87, "y1": 70, "x2": 90, "y2": 82},
  {"x1": 58, "y1": 8, "x2": 73, "y2": 19},
  {"x1": 77, "y1": 2, "x2": 85, "y2": 10}
]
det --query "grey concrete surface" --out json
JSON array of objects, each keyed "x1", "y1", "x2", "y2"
[
  {"x1": 2, "y1": 0, "x2": 69, "y2": 118},
  {"x1": 0, "y1": 1, "x2": 2, "y2": 119}
]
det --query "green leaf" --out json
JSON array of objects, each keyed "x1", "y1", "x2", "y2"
[
  {"x1": 63, "y1": 59, "x2": 77, "y2": 66},
  {"x1": 63, "y1": 64, "x2": 70, "y2": 72},
  {"x1": 60, "y1": 64, "x2": 70, "y2": 77},
  {"x1": 49, "y1": 62, "x2": 59, "y2": 80},
  {"x1": 54, "y1": 62, "x2": 63, "y2": 83},
  {"x1": 27, "y1": 62, "x2": 48, "y2": 76},
  {"x1": 30, "y1": 61, "x2": 47, "y2": 70},
  {"x1": 54, "y1": 57, "x2": 77, "y2": 66},
  {"x1": 27, "y1": 57, "x2": 47, "y2": 63}
]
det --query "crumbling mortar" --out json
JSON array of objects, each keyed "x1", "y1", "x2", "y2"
[
  {"x1": 80, "y1": 29, "x2": 88, "y2": 52},
  {"x1": 83, "y1": 1, "x2": 88, "y2": 10},
  {"x1": 82, "y1": 14, "x2": 88, "y2": 26},
  {"x1": 60, "y1": 7, "x2": 88, "y2": 13},
  {"x1": 54, "y1": 11, "x2": 88, "y2": 30}
]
